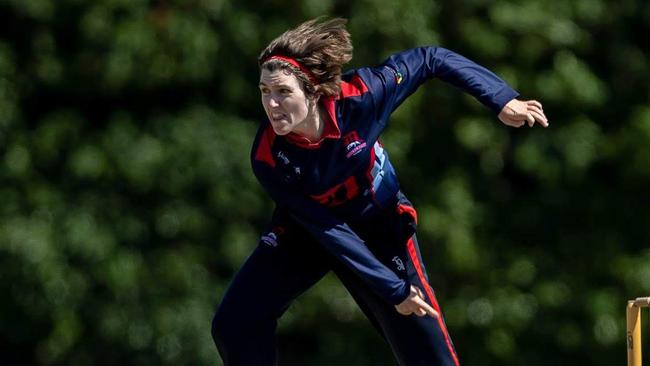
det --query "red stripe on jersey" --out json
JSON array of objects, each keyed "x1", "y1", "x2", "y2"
[
  {"x1": 321, "y1": 96, "x2": 340, "y2": 139},
  {"x1": 284, "y1": 133, "x2": 324, "y2": 149},
  {"x1": 397, "y1": 203, "x2": 418, "y2": 224},
  {"x1": 406, "y1": 236, "x2": 460, "y2": 366},
  {"x1": 340, "y1": 74, "x2": 369, "y2": 98},
  {"x1": 255, "y1": 125, "x2": 276, "y2": 167}
]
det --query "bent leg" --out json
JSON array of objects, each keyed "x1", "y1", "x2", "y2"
[
  {"x1": 212, "y1": 217, "x2": 330, "y2": 366},
  {"x1": 334, "y1": 233, "x2": 459, "y2": 366}
]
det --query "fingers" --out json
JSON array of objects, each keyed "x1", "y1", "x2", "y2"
[
  {"x1": 526, "y1": 102, "x2": 543, "y2": 115},
  {"x1": 414, "y1": 297, "x2": 440, "y2": 318},
  {"x1": 395, "y1": 286, "x2": 441, "y2": 318},
  {"x1": 499, "y1": 99, "x2": 549, "y2": 128},
  {"x1": 524, "y1": 100, "x2": 549, "y2": 128},
  {"x1": 504, "y1": 108, "x2": 547, "y2": 128},
  {"x1": 528, "y1": 109, "x2": 549, "y2": 127},
  {"x1": 526, "y1": 112, "x2": 535, "y2": 127},
  {"x1": 526, "y1": 100, "x2": 543, "y2": 110},
  {"x1": 411, "y1": 286, "x2": 440, "y2": 318}
]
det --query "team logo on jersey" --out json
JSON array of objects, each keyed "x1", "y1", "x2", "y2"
[{"x1": 343, "y1": 131, "x2": 367, "y2": 158}]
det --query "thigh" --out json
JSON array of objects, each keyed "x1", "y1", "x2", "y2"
[{"x1": 218, "y1": 211, "x2": 332, "y2": 323}]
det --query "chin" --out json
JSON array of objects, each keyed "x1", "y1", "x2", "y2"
[
  {"x1": 271, "y1": 123, "x2": 292, "y2": 136},
  {"x1": 273, "y1": 128, "x2": 290, "y2": 136}
]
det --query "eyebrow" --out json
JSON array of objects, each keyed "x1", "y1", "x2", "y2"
[{"x1": 258, "y1": 83, "x2": 293, "y2": 89}]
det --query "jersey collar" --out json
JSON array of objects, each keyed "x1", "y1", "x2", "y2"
[{"x1": 284, "y1": 96, "x2": 340, "y2": 149}]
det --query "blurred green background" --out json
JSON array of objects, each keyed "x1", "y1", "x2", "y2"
[{"x1": 1, "y1": 0, "x2": 649, "y2": 365}]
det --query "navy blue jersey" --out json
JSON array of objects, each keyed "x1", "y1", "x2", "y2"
[{"x1": 251, "y1": 46, "x2": 519, "y2": 305}]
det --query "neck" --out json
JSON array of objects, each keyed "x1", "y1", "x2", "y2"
[{"x1": 294, "y1": 102, "x2": 326, "y2": 143}]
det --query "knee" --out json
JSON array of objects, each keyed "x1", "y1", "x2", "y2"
[
  {"x1": 212, "y1": 300, "x2": 263, "y2": 347},
  {"x1": 213, "y1": 303, "x2": 245, "y2": 365}
]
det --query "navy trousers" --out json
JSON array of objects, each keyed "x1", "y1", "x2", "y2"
[{"x1": 212, "y1": 196, "x2": 459, "y2": 366}]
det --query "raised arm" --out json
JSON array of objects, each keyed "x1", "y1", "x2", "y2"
[{"x1": 357, "y1": 46, "x2": 547, "y2": 127}]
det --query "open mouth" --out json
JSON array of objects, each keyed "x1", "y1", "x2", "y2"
[{"x1": 271, "y1": 113, "x2": 287, "y2": 122}]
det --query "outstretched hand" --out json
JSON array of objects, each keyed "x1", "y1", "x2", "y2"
[
  {"x1": 498, "y1": 99, "x2": 549, "y2": 128},
  {"x1": 395, "y1": 285, "x2": 440, "y2": 318}
]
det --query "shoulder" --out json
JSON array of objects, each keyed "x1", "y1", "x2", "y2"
[
  {"x1": 342, "y1": 48, "x2": 431, "y2": 96},
  {"x1": 339, "y1": 70, "x2": 370, "y2": 98},
  {"x1": 338, "y1": 67, "x2": 398, "y2": 102},
  {"x1": 340, "y1": 65, "x2": 400, "y2": 106}
]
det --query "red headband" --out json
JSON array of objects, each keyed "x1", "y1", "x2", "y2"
[{"x1": 263, "y1": 55, "x2": 319, "y2": 85}]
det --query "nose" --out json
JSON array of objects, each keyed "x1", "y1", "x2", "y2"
[{"x1": 268, "y1": 96, "x2": 280, "y2": 108}]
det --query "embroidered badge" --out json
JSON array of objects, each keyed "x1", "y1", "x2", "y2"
[{"x1": 343, "y1": 131, "x2": 367, "y2": 158}]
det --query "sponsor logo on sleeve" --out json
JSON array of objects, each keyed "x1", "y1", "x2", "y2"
[
  {"x1": 395, "y1": 71, "x2": 403, "y2": 84},
  {"x1": 392, "y1": 256, "x2": 406, "y2": 271},
  {"x1": 384, "y1": 66, "x2": 403, "y2": 85}
]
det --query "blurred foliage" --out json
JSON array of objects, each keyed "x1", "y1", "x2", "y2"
[{"x1": 1, "y1": 0, "x2": 649, "y2": 365}]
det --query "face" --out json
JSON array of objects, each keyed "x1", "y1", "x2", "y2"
[{"x1": 259, "y1": 68, "x2": 313, "y2": 136}]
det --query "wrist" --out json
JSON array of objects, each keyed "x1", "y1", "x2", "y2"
[{"x1": 391, "y1": 282, "x2": 412, "y2": 305}]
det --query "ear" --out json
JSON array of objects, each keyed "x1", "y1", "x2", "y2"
[
  {"x1": 307, "y1": 93, "x2": 321, "y2": 108},
  {"x1": 307, "y1": 92, "x2": 321, "y2": 107}
]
